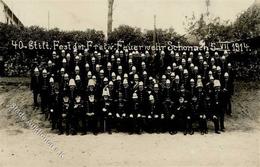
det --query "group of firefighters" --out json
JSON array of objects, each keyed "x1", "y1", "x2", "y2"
[{"x1": 31, "y1": 48, "x2": 234, "y2": 135}]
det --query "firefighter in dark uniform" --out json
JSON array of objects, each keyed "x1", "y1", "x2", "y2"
[
  {"x1": 168, "y1": 84, "x2": 178, "y2": 134},
  {"x1": 85, "y1": 79, "x2": 99, "y2": 135},
  {"x1": 62, "y1": 95, "x2": 70, "y2": 135},
  {"x1": 162, "y1": 79, "x2": 174, "y2": 133},
  {"x1": 101, "y1": 87, "x2": 113, "y2": 134},
  {"x1": 152, "y1": 83, "x2": 162, "y2": 133},
  {"x1": 74, "y1": 95, "x2": 85, "y2": 135},
  {"x1": 203, "y1": 89, "x2": 212, "y2": 134},
  {"x1": 40, "y1": 69, "x2": 49, "y2": 114},
  {"x1": 31, "y1": 67, "x2": 41, "y2": 107},
  {"x1": 212, "y1": 80, "x2": 222, "y2": 134},
  {"x1": 175, "y1": 96, "x2": 188, "y2": 135},
  {"x1": 196, "y1": 80, "x2": 207, "y2": 135},
  {"x1": 129, "y1": 92, "x2": 139, "y2": 134},
  {"x1": 48, "y1": 77, "x2": 56, "y2": 127},
  {"x1": 121, "y1": 79, "x2": 130, "y2": 132},
  {"x1": 61, "y1": 73, "x2": 70, "y2": 95},
  {"x1": 53, "y1": 83, "x2": 62, "y2": 135},
  {"x1": 114, "y1": 92, "x2": 126, "y2": 132},
  {"x1": 75, "y1": 75, "x2": 83, "y2": 96},
  {"x1": 222, "y1": 72, "x2": 232, "y2": 115},
  {"x1": 137, "y1": 81, "x2": 149, "y2": 134},
  {"x1": 147, "y1": 94, "x2": 155, "y2": 133},
  {"x1": 68, "y1": 79, "x2": 77, "y2": 135}
]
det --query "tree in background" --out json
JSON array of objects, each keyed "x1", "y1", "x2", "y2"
[
  {"x1": 184, "y1": 2, "x2": 260, "y2": 43},
  {"x1": 233, "y1": 5, "x2": 260, "y2": 40},
  {"x1": 108, "y1": 25, "x2": 187, "y2": 45},
  {"x1": 108, "y1": 25, "x2": 144, "y2": 45},
  {"x1": 144, "y1": 28, "x2": 187, "y2": 45}
]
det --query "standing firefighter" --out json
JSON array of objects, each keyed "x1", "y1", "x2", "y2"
[
  {"x1": 101, "y1": 87, "x2": 113, "y2": 134},
  {"x1": 196, "y1": 80, "x2": 207, "y2": 135},
  {"x1": 129, "y1": 93, "x2": 139, "y2": 134},
  {"x1": 74, "y1": 95, "x2": 85, "y2": 135},
  {"x1": 62, "y1": 95, "x2": 70, "y2": 135},
  {"x1": 68, "y1": 79, "x2": 77, "y2": 135},
  {"x1": 31, "y1": 67, "x2": 41, "y2": 107},
  {"x1": 222, "y1": 72, "x2": 232, "y2": 115},
  {"x1": 213, "y1": 80, "x2": 224, "y2": 134},
  {"x1": 40, "y1": 69, "x2": 49, "y2": 114},
  {"x1": 86, "y1": 79, "x2": 99, "y2": 135}
]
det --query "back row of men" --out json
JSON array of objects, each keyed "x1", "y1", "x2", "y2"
[{"x1": 31, "y1": 49, "x2": 234, "y2": 135}]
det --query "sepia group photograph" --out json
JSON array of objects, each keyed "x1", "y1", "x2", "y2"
[{"x1": 0, "y1": 0, "x2": 259, "y2": 166}]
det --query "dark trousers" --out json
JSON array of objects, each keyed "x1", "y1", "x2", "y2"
[
  {"x1": 78, "y1": 112, "x2": 87, "y2": 133},
  {"x1": 185, "y1": 117, "x2": 193, "y2": 133},
  {"x1": 40, "y1": 91, "x2": 48, "y2": 113},
  {"x1": 87, "y1": 116, "x2": 98, "y2": 134},
  {"x1": 65, "y1": 114, "x2": 71, "y2": 134},
  {"x1": 219, "y1": 111, "x2": 225, "y2": 130},
  {"x1": 169, "y1": 118, "x2": 177, "y2": 133},
  {"x1": 212, "y1": 116, "x2": 219, "y2": 132},
  {"x1": 199, "y1": 117, "x2": 207, "y2": 132},
  {"x1": 226, "y1": 99, "x2": 232, "y2": 115},
  {"x1": 106, "y1": 116, "x2": 114, "y2": 133},
  {"x1": 33, "y1": 91, "x2": 39, "y2": 106}
]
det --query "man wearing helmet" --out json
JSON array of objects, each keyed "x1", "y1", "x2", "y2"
[
  {"x1": 31, "y1": 67, "x2": 41, "y2": 107},
  {"x1": 40, "y1": 69, "x2": 49, "y2": 114}
]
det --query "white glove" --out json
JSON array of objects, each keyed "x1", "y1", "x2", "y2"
[
  {"x1": 154, "y1": 115, "x2": 159, "y2": 118},
  {"x1": 148, "y1": 115, "x2": 152, "y2": 119},
  {"x1": 116, "y1": 113, "x2": 120, "y2": 118},
  {"x1": 130, "y1": 114, "x2": 133, "y2": 118},
  {"x1": 108, "y1": 112, "x2": 112, "y2": 116},
  {"x1": 122, "y1": 113, "x2": 126, "y2": 117},
  {"x1": 137, "y1": 114, "x2": 141, "y2": 118},
  {"x1": 203, "y1": 115, "x2": 206, "y2": 119},
  {"x1": 62, "y1": 113, "x2": 66, "y2": 118},
  {"x1": 161, "y1": 114, "x2": 165, "y2": 119},
  {"x1": 170, "y1": 114, "x2": 175, "y2": 120}
]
